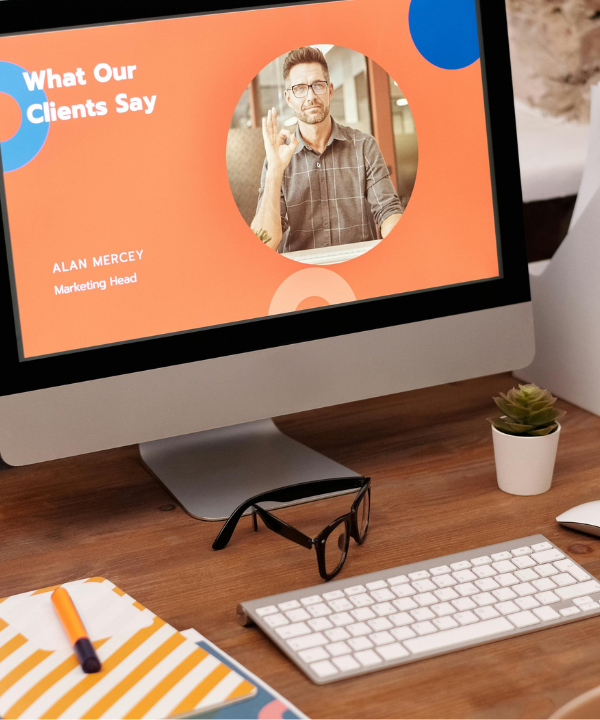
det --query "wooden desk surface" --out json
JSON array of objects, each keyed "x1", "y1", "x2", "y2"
[{"x1": 2, "y1": 372, "x2": 600, "y2": 719}]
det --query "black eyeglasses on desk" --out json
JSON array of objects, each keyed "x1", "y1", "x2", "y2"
[{"x1": 212, "y1": 476, "x2": 371, "y2": 581}]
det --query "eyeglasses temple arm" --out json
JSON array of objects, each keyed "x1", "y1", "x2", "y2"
[{"x1": 253, "y1": 505, "x2": 313, "y2": 550}]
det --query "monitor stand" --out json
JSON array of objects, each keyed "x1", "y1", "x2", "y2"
[{"x1": 139, "y1": 418, "x2": 361, "y2": 521}]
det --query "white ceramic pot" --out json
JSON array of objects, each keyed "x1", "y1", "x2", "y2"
[{"x1": 492, "y1": 422, "x2": 561, "y2": 496}]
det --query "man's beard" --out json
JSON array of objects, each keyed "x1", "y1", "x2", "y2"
[{"x1": 297, "y1": 103, "x2": 330, "y2": 125}]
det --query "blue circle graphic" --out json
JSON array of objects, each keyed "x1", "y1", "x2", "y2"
[
  {"x1": 0, "y1": 61, "x2": 49, "y2": 172},
  {"x1": 409, "y1": 0, "x2": 480, "y2": 70}
]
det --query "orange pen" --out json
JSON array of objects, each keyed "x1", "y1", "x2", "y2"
[{"x1": 51, "y1": 587, "x2": 101, "y2": 673}]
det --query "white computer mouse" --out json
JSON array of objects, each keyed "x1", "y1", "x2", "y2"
[{"x1": 557, "y1": 500, "x2": 600, "y2": 537}]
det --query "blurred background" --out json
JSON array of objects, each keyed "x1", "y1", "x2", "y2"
[{"x1": 227, "y1": 45, "x2": 418, "y2": 228}]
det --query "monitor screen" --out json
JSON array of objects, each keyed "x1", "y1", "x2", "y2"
[{"x1": 0, "y1": 0, "x2": 503, "y2": 361}]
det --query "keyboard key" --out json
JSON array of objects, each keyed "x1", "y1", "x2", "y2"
[
  {"x1": 475, "y1": 578, "x2": 500, "y2": 592},
  {"x1": 493, "y1": 560, "x2": 517, "y2": 573},
  {"x1": 432, "y1": 574, "x2": 457, "y2": 588},
  {"x1": 434, "y1": 588, "x2": 459, "y2": 601},
  {"x1": 332, "y1": 655, "x2": 360, "y2": 672},
  {"x1": 574, "y1": 596, "x2": 595, "y2": 606},
  {"x1": 412, "y1": 621, "x2": 437, "y2": 635},
  {"x1": 535, "y1": 591, "x2": 561, "y2": 605},
  {"x1": 562, "y1": 566, "x2": 590, "y2": 582},
  {"x1": 532, "y1": 549, "x2": 564, "y2": 564},
  {"x1": 308, "y1": 618, "x2": 333, "y2": 631},
  {"x1": 288, "y1": 632, "x2": 328, "y2": 651},
  {"x1": 354, "y1": 650, "x2": 382, "y2": 667},
  {"x1": 404, "y1": 617, "x2": 513, "y2": 654},
  {"x1": 560, "y1": 606, "x2": 580, "y2": 616},
  {"x1": 351, "y1": 608, "x2": 376, "y2": 621},
  {"x1": 301, "y1": 595, "x2": 322, "y2": 606},
  {"x1": 299, "y1": 647, "x2": 329, "y2": 663},
  {"x1": 433, "y1": 616, "x2": 459, "y2": 630},
  {"x1": 536, "y1": 563, "x2": 559, "y2": 577},
  {"x1": 256, "y1": 605, "x2": 278, "y2": 617},
  {"x1": 348, "y1": 622, "x2": 371, "y2": 637},
  {"x1": 376, "y1": 642, "x2": 410, "y2": 661},
  {"x1": 514, "y1": 582, "x2": 536, "y2": 597},
  {"x1": 412, "y1": 580, "x2": 437, "y2": 593},
  {"x1": 473, "y1": 565, "x2": 496, "y2": 579},
  {"x1": 390, "y1": 612, "x2": 413, "y2": 626},
  {"x1": 393, "y1": 598, "x2": 418, "y2": 611},
  {"x1": 414, "y1": 593, "x2": 437, "y2": 607},
  {"x1": 368, "y1": 617, "x2": 393, "y2": 631},
  {"x1": 450, "y1": 561, "x2": 472, "y2": 571},
  {"x1": 323, "y1": 590, "x2": 344, "y2": 601},
  {"x1": 265, "y1": 613, "x2": 289, "y2": 628},
  {"x1": 373, "y1": 602, "x2": 397, "y2": 615},
  {"x1": 496, "y1": 573, "x2": 519, "y2": 587},
  {"x1": 366, "y1": 580, "x2": 388, "y2": 591},
  {"x1": 554, "y1": 573, "x2": 576, "y2": 588},
  {"x1": 452, "y1": 597, "x2": 476, "y2": 612},
  {"x1": 475, "y1": 606, "x2": 500, "y2": 620},
  {"x1": 325, "y1": 627, "x2": 350, "y2": 642},
  {"x1": 432, "y1": 602, "x2": 455, "y2": 616},
  {"x1": 391, "y1": 626, "x2": 416, "y2": 641},
  {"x1": 310, "y1": 660, "x2": 338, "y2": 677},
  {"x1": 345, "y1": 586, "x2": 366, "y2": 596},
  {"x1": 578, "y1": 601, "x2": 600, "y2": 611},
  {"x1": 286, "y1": 609, "x2": 310, "y2": 622},
  {"x1": 430, "y1": 565, "x2": 452, "y2": 575},
  {"x1": 410, "y1": 607, "x2": 436, "y2": 621},
  {"x1": 276, "y1": 622, "x2": 310, "y2": 639},
  {"x1": 532, "y1": 578, "x2": 557, "y2": 592},
  {"x1": 454, "y1": 610, "x2": 479, "y2": 625},
  {"x1": 453, "y1": 570, "x2": 477, "y2": 583},
  {"x1": 491, "y1": 552, "x2": 513, "y2": 561},
  {"x1": 326, "y1": 641, "x2": 352, "y2": 657},
  {"x1": 515, "y1": 596, "x2": 539, "y2": 610},
  {"x1": 531, "y1": 542, "x2": 553, "y2": 552},
  {"x1": 456, "y1": 583, "x2": 479, "y2": 597},
  {"x1": 513, "y1": 556, "x2": 536, "y2": 569},
  {"x1": 392, "y1": 585, "x2": 416, "y2": 598},
  {"x1": 371, "y1": 589, "x2": 396, "y2": 602},
  {"x1": 493, "y1": 588, "x2": 517, "y2": 601},
  {"x1": 471, "y1": 556, "x2": 493, "y2": 566},
  {"x1": 515, "y1": 569, "x2": 539, "y2": 582},
  {"x1": 533, "y1": 606, "x2": 560, "y2": 622},
  {"x1": 473, "y1": 592, "x2": 496, "y2": 607},
  {"x1": 329, "y1": 598, "x2": 354, "y2": 612},
  {"x1": 512, "y1": 546, "x2": 533, "y2": 556},
  {"x1": 369, "y1": 631, "x2": 395, "y2": 646},
  {"x1": 554, "y1": 559, "x2": 578, "y2": 572},
  {"x1": 507, "y1": 610, "x2": 539, "y2": 628},
  {"x1": 348, "y1": 636, "x2": 373, "y2": 651},
  {"x1": 279, "y1": 600, "x2": 301, "y2": 611},
  {"x1": 496, "y1": 601, "x2": 520, "y2": 615},
  {"x1": 555, "y1": 581, "x2": 600, "y2": 600},
  {"x1": 388, "y1": 575, "x2": 409, "y2": 586},
  {"x1": 330, "y1": 612, "x2": 354, "y2": 626},
  {"x1": 409, "y1": 570, "x2": 431, "y2": 580},
  {"x1": 351, "y1": 594, "x2": 374, "y2": 607}
]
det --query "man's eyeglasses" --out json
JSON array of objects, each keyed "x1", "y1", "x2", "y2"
[
  {"x1": 287, "y1": 81, "x2": 329, "y2": 99},
  {"x1": 212, "y1": 476, "x2": 370, "y2": 581}
]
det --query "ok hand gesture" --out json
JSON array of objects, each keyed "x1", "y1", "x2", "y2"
[{"x1": 262, "y1": 107, "x2": 299, "y2": 177}]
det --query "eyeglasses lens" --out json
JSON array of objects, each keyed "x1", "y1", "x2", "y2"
[
  {"x1": 293, "y1": 82, "x2": 327, "y2": 98},
  {"x1": 356, "y1": 490, "x2": 370, "y2": 540},
  {"x1": 324, "y1": 522, "x2": 347, "y2": 576}
]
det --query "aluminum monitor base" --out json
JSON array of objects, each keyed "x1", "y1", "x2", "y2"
[{"x1": 139, "y1": 419, "x2": 361, "y2": 521}]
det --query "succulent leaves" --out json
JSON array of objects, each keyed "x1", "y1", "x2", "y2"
[{"x1": 488, "y1": 384, "x2": 565, "y2": 436}]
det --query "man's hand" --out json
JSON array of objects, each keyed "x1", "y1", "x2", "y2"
[{"x1": 262, "y1": 107, "x2": 299, "y2": 177}]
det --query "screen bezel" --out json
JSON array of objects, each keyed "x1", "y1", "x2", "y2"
[{"x1": 0, "y1": 0, "x2": 529, "y2": 396}]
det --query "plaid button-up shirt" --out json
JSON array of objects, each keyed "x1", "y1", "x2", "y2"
[{"x1": 256, "y1": 119, "x2": 403, "y2": 253}]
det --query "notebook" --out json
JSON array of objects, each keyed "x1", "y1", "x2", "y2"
[{"x1": 0, "y1": 578, "x2": 256, "y2": 719}]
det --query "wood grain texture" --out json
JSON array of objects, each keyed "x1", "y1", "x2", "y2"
[{"x1": 1, "y1": 372, "x2": 600, "y2": 719}]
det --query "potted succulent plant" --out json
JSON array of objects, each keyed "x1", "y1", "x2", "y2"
[{"x1": 488, "y1": 384, "x2": 566, "y2": 496}]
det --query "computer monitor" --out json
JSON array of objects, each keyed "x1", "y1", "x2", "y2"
[{"x1": 0, "y1": 0, "x2": 533, "y2": 520}]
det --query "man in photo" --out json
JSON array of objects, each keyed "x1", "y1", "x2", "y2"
[{"x1": 251, "y1": 46, "x2": 403, "y2": 254}]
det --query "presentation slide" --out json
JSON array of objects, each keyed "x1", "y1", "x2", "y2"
[{"x1": 0, "y1": 0, "x2": 498, "y2": 359}]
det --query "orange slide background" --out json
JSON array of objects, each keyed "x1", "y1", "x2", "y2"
[{"x1": 0, "y1": 0, "x2": 499, "y2": 358}]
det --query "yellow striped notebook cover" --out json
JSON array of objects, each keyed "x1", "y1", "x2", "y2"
[{"x1": 0, "y1": 578, "x2": 256, "y2": 719}]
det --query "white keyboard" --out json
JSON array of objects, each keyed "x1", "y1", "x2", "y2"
[{"x1": 237, "y1": 535, "x2": 600, "y2": 684}]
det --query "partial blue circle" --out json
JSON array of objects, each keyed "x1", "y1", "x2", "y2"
[
  {"x1": 409, "y1": 0, "x2": 480, "y2": 70},
  {"x1": 0, "y1": 61, "x2": 49, "y2": 172}
]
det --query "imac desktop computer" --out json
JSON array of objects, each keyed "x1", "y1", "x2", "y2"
[{"x1": 0, "y1": 0, "x2": 533, "y2": 520}]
